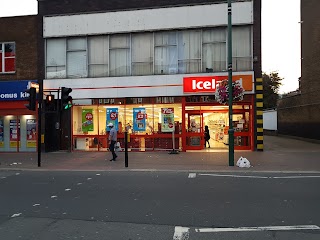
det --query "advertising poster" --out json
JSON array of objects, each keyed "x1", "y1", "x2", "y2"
[
  {"x1": 106, "y1": 108, "x2": 118, "y2": 132},
  {"x1": 133, "y1": 108, "x2": 146, "y2": 132},
  {"x1": 10, "y1": 119, "x2": 20, "y2": 148},
  {"x1": 26, "y1": 119, "x2": 37, "y2": 148},
  {"x1": 0, "y1": 119, "x2": 4, "y2": 147},
  {"x1": 161, "y1": 108, "x2": 175, "y2": 132},
  {"x1": 82, "y1": 109, "x2": 94, "y2": 132}
]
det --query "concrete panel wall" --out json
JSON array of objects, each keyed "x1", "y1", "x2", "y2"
[{"x1": 43, "y1": 2, "x2": 253, "y2": 37}]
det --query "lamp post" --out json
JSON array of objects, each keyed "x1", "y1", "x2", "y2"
[{"x1": 227, "y1": 0, "x2": 234, "y2": 166}]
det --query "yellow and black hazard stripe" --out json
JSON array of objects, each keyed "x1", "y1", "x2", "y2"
[{"x1": 255, "y1": 78, "x2": 263, "y2": 151}]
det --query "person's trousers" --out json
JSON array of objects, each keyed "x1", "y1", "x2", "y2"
[{"x1": 109, "y1": 140, "x2": 117, "y2": 160}]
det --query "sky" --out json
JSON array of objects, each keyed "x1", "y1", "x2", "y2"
[{"x1": 0, "y1": 0, "x2": 301, "y2": 94}]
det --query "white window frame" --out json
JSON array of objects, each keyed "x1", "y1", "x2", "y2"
[{"x1": 0, "y1": 42, "x2": 16, "y2": 73}]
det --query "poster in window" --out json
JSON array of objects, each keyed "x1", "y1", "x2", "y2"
[
  {"x1": 106, "y1": 108, "x2": 118, "y2": 132},
  {"x1": 26, "y1": 119, "x2": 37, "y2": 148},
  {"x1": 10, "y1": 119, "x2": 20, "y2": 148},
  {"x1": 161, "y1": 108, "x2": 175, "y2": 132},
  {"x1": 0, "y1": 119, "x2": 4, "y2": 147},
  {"x1": 133, "y1": 108, "x2": 146, "y2": 132},
  {"x1": 82, "y1": 109, "x2": 94, "y2": 132}
]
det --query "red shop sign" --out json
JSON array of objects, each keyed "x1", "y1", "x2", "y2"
[{"x1": 183, "y1": 76, "x2": 217, "y2": 93}]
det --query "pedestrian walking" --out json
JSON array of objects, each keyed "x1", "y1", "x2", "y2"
[
  {"x1": 107, "y1": 123, "x2": 118, "y2": 161},
  {"x1": 204, "y1": 125, "x2": 210, "y2": 148}
]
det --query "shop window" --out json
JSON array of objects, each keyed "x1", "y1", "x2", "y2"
[
  {"x1": 132, "y1": 33, "x2": 153, "y2": 76},
  {"x1": 67, "y1": 37, "x2": 87, "y2": 78},
  {"x1": 178, "y1": 30, "x2": 201, "y2": 73},
  {"x1": 154, "y1": 31, "x2": 178, "y2": 75},
  {"x1": 232, "y1": 26, "x2": 252, "y2": 71},
  {"x1": 202, "y1": 28, "x2": 226, "y2": 72},
  {"x1": 0, "y1": 42, "x2": 16, "y2": 73},
  {"x1": 46, "y1": 38, "x2": 66, "y2": 78},
  {"x1": 88, "y1": 36, "x2": 109, "y2": 77},
  {"x1": 73, "y1": 106, "x2": 99, "y2": 135},
  {"x1": 109, "y1": 34, "x2": 130, "y2": 76}
]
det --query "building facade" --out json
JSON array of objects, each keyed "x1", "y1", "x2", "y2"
[
  {"x1": 278, "y1": 0, "x2": 320, "y2": 141},
  {"x1": 38, "y1": 0, "x2": 263, "y2": 152},
  {"x1": 0, "y1": 15, "x2": 39, "y2": 152}
]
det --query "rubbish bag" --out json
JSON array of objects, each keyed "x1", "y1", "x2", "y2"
[
  {"x1": 115, "y1": 141, "x2": 122, "y2": 152},
  {"x1": 236, "y1": 156, "x2": 251, "y2": 168}
]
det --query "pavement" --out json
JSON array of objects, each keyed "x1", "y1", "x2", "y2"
[{"x1": 0, "y1": 135, "x2": 319, "y2": 172}]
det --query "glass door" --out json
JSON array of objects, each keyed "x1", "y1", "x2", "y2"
[{"x1": 185, "y1": 111, "x2": 203, "y2": 150}]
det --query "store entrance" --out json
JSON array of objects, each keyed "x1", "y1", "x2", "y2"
[
  {"x1": 183, "y1": 104, "x2": 253, "y2": 151},
  {"x1": 184, "y1": 110, "x2": 229, "y2": 151}
]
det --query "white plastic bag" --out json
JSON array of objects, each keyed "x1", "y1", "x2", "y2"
[
  {"x1": 236, "y1": 156, "x2": 251, "y2": 168},
  {"x1": 115, "y1": 141, "x2": 122, "y2": 152}
]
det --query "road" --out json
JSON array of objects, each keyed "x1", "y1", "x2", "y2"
[{"x1": 0, "y1": 170, "x2": 319, "y2": 239}]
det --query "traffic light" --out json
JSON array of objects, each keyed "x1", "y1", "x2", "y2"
[
  {"x1": 25, "y1": 87, "x2": 37, "y2": 111},
  {"x1": 61, "y1": 87, "x2": 72, "y2": 110}
]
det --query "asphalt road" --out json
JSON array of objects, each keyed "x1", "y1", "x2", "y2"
[{"x1": 0, "y1": 170, "x2": 319, "y2": 240}]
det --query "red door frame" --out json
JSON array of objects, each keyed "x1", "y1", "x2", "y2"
[{"x1": 182, "y1": 95, "x2": 254, "y2": 151}]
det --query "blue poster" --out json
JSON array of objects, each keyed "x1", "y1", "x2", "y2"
[
  {"x1": 133, "y1": 108, "x2": 146, "y2": 132},
  {"x1": 106, "y1": 108, "x2": 118, "y2": 132}
]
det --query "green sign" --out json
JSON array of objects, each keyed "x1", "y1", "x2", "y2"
[{"x1": 82, "y1": 109, "x2": 94, "y2": 132}]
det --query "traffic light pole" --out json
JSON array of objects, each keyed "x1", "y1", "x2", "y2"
[{"x1": 37, "y1": 81, "x2": 43, "y2": 167}]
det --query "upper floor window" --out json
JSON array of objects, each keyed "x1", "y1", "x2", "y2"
[
  {"x1": 45, "y1": 26, "x2": 252, "y2": 79},
  {"x1": 0, "y1": 42, "x2": 16, "y2": 73}
]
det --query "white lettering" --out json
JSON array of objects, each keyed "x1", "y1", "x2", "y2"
[
  {"x1": 191, "y1": 79, "x2": 216, "y2": 90},
  {"x1": 0, "y1": 93, "x2": 18, "y2": 99},
  {"x1": 192, "y1": 80, "x2": 197, "y2": 90},
  {"x1": 20, "y1": 92, "x2": 29, "y2": 98}
]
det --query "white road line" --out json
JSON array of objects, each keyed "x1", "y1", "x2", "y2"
[
  {"x1": 32, "y1": 204, "x2": 40, "y2": 207},
  {"x1": 65, "y1": 188, "x2": 71, "y2": 191},
  {"x1": 188, "y1": 173, "x2": 197, "y2": 178},
  {"x1": 195, "y1": 225, "x2": 320, "y2": 233},
  {"x1": 199, "y1": 174, "x2": 320, "y2": 179},
  {"x1": 273, "y1": 176, "x2": 320, "y2": 179},
  {"x1": 199, "y1": 174, "x2": 269, "y2": 179},
  {"x1": 173, "y1": 226, "x2": 190, "y2": 240}
]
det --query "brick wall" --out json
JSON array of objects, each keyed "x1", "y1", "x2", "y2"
[
  {"x1": 0, "y1": 15, "x2": 38, "y2": 81},
  {"x1": 277, "y1": 0, "x2": 320, "y2": 140}
]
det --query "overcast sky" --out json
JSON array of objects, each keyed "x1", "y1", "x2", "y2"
[{"x1": 0, "y1": 0, "x2": 301, "y2": 93}]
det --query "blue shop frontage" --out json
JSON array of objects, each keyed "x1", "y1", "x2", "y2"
[{"x1": 0, "y1": 80, "x2": 38, "y2": 152}]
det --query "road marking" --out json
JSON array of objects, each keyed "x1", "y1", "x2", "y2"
[
  {"x1": 273, "y1": 176, "x2": 320, "y2": 179},
  {"x1": 173, "y1": 226, "x2": 190, "y2": 240},
  {"x1": 33, "y1": 204, "x2": 40, "y2": 207},
  {"x1": 188, "y1": 173, "x2": 197, "y2": 178},
  {"x1": 195, "y1": 225, "x2": 320, "y2": 233},
  {"x1": 65, "y1": 188, "x2": 71, "y2": 191},
  {"x1": 199, "y1": 174, "x2": 320, "y2": 179},
  {"x1": 199, "y1": 174, "x2": 268, "y2": 179},
  {"x1": 51, "y1": 195, "x2": 57, "y2": 199},
  {"x1": 11, "y1": 213, "x2": 22, "y2": 218}
]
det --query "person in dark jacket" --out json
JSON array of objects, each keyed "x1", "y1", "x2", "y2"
[{"x1": 204, "y1": 125, "x2": 210, "y2": 148}]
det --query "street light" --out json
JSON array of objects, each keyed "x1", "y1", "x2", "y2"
[{"x1": 227, "y1": 0, "x2": 234, "y2": 166}]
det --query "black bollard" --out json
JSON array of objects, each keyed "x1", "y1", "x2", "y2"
[{"x1": 125, "y1": 131, "x2": 128, "y2": 167}]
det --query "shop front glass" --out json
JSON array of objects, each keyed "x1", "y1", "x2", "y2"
[
  {"x1": 72, "y1": 97, "x2": 182, "y2": 151},
  {"x1": 0, "y1": 115, "x2": 37, "y2": 152}
]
